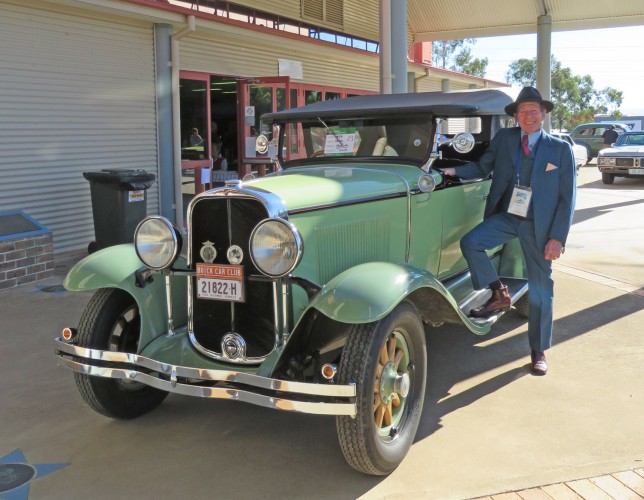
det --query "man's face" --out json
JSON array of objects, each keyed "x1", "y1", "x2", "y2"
[{"x1": 515, "y1": 101, "x2": 546, "y2": 134}]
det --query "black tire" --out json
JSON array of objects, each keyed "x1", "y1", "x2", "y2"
[
  {"x1": 514, "y1": 294, "x2": 529, "y2": 318},
  {"x1": 73, "y1": 288, "x2": 168, "y2": 419},
  {"x1": 87, "y1": 241, "x2": 99, "y2": 254},
  {"x1": 601, "y1": 172, "x2": 615, "y2": 185},
  {"x1": 336, "y1": 301, "x2": 427, "y2": 475}
]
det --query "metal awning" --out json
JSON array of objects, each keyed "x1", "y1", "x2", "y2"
[
  {"x1": 407, "y1": 0, "x2": 644, "y2": 41},
  {"x1": 379, "y1": 0, "x2": 644, "y2": 130}
]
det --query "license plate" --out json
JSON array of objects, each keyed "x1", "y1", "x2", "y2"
[
  {"x1": 196, "y1": 263, "x2": 244, "y2": 302},
  {"x1": 628, "y1": 168, "x2": 644, "y2": 175}
]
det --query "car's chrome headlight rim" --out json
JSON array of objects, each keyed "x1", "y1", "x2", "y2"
[
  {"x1": 418, "y1": 173, "x2": 437, "y2": 193},
  {"x1": 250, "y1": 218, "x2": 303, "y2": 278},
  {"x1": 134, "y1": 216, "x2": 182, "y2": 270}
]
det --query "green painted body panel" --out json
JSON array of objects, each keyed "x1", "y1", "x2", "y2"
[
  {"x1": 63, "y1": 244, "x2": 188, "y2": 351},
  {"x1": 247, "y1": 164, "x2": 423, "y2": 211},
  {"x1": 307, "y1": 262, "x2": 490, "y2": 335},
  {"x1": 64, "y1": 244, "x2": 145, "y2": 292},
  {"x1": 247, "y1": 164, "x2": 426, "y2": 327},
  {"x1": 247, "y1": 165, "x2": 502, "y2": 335},
  {"x1": 287, "y1": 196, "x2": 408, "y2": 323}
]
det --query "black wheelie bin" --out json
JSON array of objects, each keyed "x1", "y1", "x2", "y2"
[{"x1": 83, "y1": 168, "x2": 156, "y2": 253}]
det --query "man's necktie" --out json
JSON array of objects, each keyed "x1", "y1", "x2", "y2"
[{"x1": 521, "y1": 134, "x2": 531, "y2": 156}]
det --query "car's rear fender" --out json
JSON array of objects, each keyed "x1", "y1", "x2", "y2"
[
  {"x1": 63, "y1": 244, "x2": 187, "y2": 348},
  {"x1": 306, "y1": 261, "x2": 490, "y2": 335}
]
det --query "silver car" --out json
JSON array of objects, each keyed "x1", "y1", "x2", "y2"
[{"x1": 597, "y1": 131, "x2": 644, "y2": 184}]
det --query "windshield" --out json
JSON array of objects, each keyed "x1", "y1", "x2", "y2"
[
  {"x1": 276, "y1": 116, "x2": 434, "y2": 165},
  {"x1": 616, "y1": 133, "x2": 644, "y2": 146}
]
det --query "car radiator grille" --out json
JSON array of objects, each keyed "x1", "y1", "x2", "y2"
[
  {"x1": 189, "y1": 197, "x2": 275, "y2": 359},
  {"x1": 616, "y1": 158, "x2": 635, "y2": 167}
]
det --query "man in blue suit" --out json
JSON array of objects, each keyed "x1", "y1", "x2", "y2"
[{"x1": 440, "y1": 87, "x2": 576, "y2": 375}]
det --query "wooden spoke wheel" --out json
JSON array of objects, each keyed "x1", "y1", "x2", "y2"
[{"x1": 336, "y1": 301, "x2": 427, "y2": 475}]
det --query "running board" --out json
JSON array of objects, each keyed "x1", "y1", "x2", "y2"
[{"x1": 459, "y1": 277, "x2": 528, "y2": 325}]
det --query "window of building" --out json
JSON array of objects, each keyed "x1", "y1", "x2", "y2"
[{"x1": 165, "y1": 1, "x2": 371, "y2": 52}]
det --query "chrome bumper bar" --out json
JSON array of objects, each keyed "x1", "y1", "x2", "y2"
[{"x1": 55, "y1": 338, "x2": 356, "y2": 416}]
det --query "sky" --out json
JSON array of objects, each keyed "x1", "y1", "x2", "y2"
[{"x1": 466, "y1": 25, "x2": 644, "y2": 116}]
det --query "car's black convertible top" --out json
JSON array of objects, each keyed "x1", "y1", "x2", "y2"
[{"x1": 263, "y1": 88, "x2": 516, "y2": 122}]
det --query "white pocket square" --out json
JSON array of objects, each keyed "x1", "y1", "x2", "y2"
[{"x1": 545, "y1": 163, "x2": 558, "y2": 171}]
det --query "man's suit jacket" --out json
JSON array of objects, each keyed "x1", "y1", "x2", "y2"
[{"x1": 455, "y1": 127, "x2": 576, "y2": 251}]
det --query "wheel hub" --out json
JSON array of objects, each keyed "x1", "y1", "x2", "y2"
[
  {"x1": 372, "y1": 332, "x2": 410, "y2": 430},
  {"x1": 380, "y1": 361, "x2": 410, "y2": 404}
]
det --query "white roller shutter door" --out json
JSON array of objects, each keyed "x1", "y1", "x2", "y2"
[{"x1": 0, "y1": 3, "x2": 158, "y2": 254}]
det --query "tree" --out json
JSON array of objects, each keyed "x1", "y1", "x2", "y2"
[
  {"x1": 432, "y1": 40, "x2": 488, "y2": 77},
  {"x1": 454, "y1": 47, "x2": 488, "y2": 78},
  {"x1": 432, "y1": 40, "x2": 465, "y2": 69},
  {"x1": 505, "y1": 57, "x2": 624, "y2": 130},
  {"x1": 599, "y1": 87, "x2": 624, "y2": 117}
]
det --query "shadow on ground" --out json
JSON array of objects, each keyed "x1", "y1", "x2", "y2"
[{"x1": 415, "y1": 290, "x2": 643, "y2": 445}]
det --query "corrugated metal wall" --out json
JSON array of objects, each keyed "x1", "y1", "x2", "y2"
[
  {"x1": 0, "y1": 3, "x2": 158, "y2": 254},
  {"x1": 227, "y1": 0, "x2": 382, "y2": 42},
  {"x1": 181, "y1": 30, "x2": 381, "y2": 91}
]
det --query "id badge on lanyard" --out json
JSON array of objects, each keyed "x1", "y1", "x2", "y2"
[
  {"x1": 508, "y1": 185, "x2": 532, "y2": 217},
  {"x1": 507, "y1": 139, "x2": 533, "y2": 218}
]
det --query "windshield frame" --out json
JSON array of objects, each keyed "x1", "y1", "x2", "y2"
[{"x1": 272, "y1": 114, "x2": 437, "y2": 168}]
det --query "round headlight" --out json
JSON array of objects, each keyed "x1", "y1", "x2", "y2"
[
  {"x1": 134, "y1": 216, "x2": 182, "y2": 270},
  {"x1": 250, "y1": 218, "x2": 302, "y2": 277}
]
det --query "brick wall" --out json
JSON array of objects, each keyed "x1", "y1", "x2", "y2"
[{"x1": 0, "y1": 232, "x2": 55, "y2": 289}]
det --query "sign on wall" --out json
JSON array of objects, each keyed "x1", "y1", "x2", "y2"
[{"x1": 278, "y1": 59, "x2": 303, "y2": 80}]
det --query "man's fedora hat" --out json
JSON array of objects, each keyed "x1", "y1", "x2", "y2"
[{"x1": 505, "y1": 86, "x2": 554, "y2": 115}]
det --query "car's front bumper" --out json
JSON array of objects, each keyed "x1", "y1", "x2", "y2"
[
  {"x1": 54, "y1": 338, "x2": 356, "y2": 416},
  {"x1": 598, "y1": 156, "x2": 644, "y2": 177},
  {"x1": 598, "y1": 165, "x2": 644, "y2": 176}
]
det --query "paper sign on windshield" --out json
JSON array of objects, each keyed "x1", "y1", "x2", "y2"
[{"x1": 324, "y1": 129, "x2": 360, "y2": 155}]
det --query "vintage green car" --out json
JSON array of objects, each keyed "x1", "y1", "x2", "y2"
[
  {"x1": 55, "y1": 88, "x2": 529, "y2": 475},
  {"x1": 569, "y1": 122, "x2": 629, "y2": 161}
]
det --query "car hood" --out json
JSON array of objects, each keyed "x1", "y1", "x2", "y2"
[
  {"x1": 600, "y1": 145, "x2": 644, "y2": 156},
  {"x1": 241, "y1": 164, "x2": 426, "y2": 212}
]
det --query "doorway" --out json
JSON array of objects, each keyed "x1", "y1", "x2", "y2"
[{"x1": 210, "y1": 76, "x2": 238, "y2": 174}]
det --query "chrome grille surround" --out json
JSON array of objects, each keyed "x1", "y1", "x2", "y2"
[{"x1": 186, "y1": 184, "x2": 289, "y2": 365}]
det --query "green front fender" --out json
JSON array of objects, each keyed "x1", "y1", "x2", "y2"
[
  {"x1": 64, "y1": 244, "x2": 148, "y2": 292},
  {"x1": 63, "y1": 244, "x2": 188, "y2": 348},
  {"x1": 307, "y1": 262, "x2": 490, "y2": 335}
]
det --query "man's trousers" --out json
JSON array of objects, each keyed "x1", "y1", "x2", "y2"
[{"x1": 460, "y1": 213, "x2": 554, "y2": 352}]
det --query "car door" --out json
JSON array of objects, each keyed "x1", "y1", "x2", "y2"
[
  {"x1": 434, "y1": 178, "x2": 491, "y2": 278},
  {"x1": 584, "y1": 126, "x2": 610, "y2": 157}
]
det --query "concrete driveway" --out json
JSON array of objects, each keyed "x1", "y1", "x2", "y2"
[{"x1": 1, "y1": 164, "x2": 642, "y2": 499}]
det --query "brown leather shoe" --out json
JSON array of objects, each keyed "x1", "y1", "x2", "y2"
[
  {"x1": 470, "y1": 285, "x2": 511, "y2": 318},
  {"x1": 531, "y1": 350, "x2": 548, "y2": 376}
]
